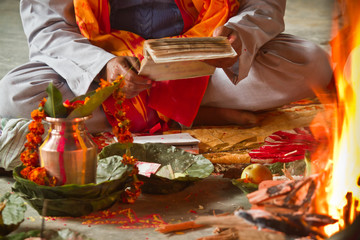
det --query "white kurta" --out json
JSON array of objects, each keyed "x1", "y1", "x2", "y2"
[{"x1": 0, "y1": 0, "x2": 333, "y2": 132}]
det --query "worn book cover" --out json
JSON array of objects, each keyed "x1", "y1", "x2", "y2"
[{"x1": 138, "y1": 37, "x2": 237, "y2": 81}]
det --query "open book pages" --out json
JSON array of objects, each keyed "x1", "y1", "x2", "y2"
[
  {"x1": 133, "y1": 133, "x2": 200, "y2": 146},
  {"x1": 138, "y1": 37, "x2": 237, "y2": 81},
  {"x1": 133, "y1": 133, "x2": 200, "y2": 154}
]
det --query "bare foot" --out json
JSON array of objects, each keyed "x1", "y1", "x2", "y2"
[{"x1": 193, "y1": 106, "x2": 260, "y2": 128}]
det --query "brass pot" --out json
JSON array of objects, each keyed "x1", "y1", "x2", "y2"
[{"x1": 39, "y1": 116, "x2": 98, "y2": 185}]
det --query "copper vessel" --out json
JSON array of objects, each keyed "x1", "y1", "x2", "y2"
[{"x1": 39, "y1": 116, "x2": 98, "y2": 185}]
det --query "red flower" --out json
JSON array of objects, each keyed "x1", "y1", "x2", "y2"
[{"x1": 63, "y1": 99, "x2": 85, "y2": 110}]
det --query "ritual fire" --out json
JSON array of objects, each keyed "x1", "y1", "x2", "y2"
[{"x1": 310, "y1": 0, "x2": 360, "y2": 237}]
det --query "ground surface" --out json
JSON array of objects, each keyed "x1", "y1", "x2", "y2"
[{"x1": 0, "y1": 0, "x2": 334, "y2": 239}]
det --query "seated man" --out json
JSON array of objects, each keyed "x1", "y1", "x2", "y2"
[{"x1": 0, "y1": 0, "x2": 333, "y2": 133}]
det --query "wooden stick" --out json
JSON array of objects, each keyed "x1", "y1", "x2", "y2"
[
  {"x1": 156, "y1": 213, "x2": 229, "y2": 234},
  {"x1": 343, "y1": 192, "x2": 353, "y2": 228},
  {"x1": 155, "y1": 221, "x2": 205, "y2": 233},
  {"x1": 354, "y1": 199, "x2": 359, "y2": 219}
]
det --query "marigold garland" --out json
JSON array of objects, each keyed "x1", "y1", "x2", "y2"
[
  {"x1": 106, "y1": 75, "x2": 143, "y2": 204},
  {"x1": 20, "y1": 98, "x2": 57, "y2": 186},
  {"x1": 20, "y1": 75, "x2": 142, "y2": 203}
]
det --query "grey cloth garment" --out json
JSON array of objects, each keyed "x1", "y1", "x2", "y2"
[
  {"x1": 0, "y1": 118, "x2": 48, "y2": 171},
  {"x1": 203, "y1": 34, "x2": 333, "y2": 110}
]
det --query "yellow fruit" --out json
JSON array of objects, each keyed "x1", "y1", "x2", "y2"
[{"x1": 240, "y1": 163, "x2": 273, "y2": 184}]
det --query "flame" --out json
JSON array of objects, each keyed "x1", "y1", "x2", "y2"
[{"x1": 311, "y1": 0, "x2": 360, "y2": 237}]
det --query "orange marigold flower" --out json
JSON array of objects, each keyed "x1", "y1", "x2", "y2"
[
  {"x1": 31, "y1": 109, "x2": 45, "y2": 122},
  {"x1": 20, "y1": 149, "x2": 39, "y2": 167},
  {"x1": 84, "y1": 96, "x2": 90, "y2": 104},
  {"x1": 24, "y1": 141, "x2": 38, "y2": 150},
  {"x1": 20, "y1": 166, "x2": 35, "y2": 178},
  {"x1": 122, "y1": 154, "x2": 138, "y2": 165},
  {"x1": 48, "y1": 176, "x2": 58, "y2": 187},
  {"x1": 97, "y1": 79, "x2": 112, "y2": 91},
  {"x1": 130, "y1": 166, "x2": 139, "y2": 176},
  {"x1": 39, "y1": 98, "x2": 47, "y2": 108},
  {"x1": 26, "y1": 132, "x2": 43, "y2": 145},
  {"x1": 117, "y1": 134, "x2": 134, "y2": 143},
  {"x1": 29, "y1": 121, "x2": 45, "y2": 135},
  {"x1": 28, "y1": 167, "x2": 47, "y2": 185}
]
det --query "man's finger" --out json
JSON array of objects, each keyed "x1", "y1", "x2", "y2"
[{"x1": 126, "y1": 57, "x2": 141, "y2": 72}]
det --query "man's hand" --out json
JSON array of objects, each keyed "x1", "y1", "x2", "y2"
[
  {"x1": 203, "y1": 26, "x2": 242, "y2": 68},
  {"x1": 102, "y1": 56, "x2": 153, "y2": 99}
]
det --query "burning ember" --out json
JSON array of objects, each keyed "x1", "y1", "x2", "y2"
[{"x1": 310, "y1": 0, "x2": 360, "y2": 237}]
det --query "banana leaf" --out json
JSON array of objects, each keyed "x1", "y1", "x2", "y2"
[
  {"x1": 12, "y1": 157, "x2": 133, "y2": 217},
  {"x1": 99, "y1": 143, "x2": 214, "y2": 194}
]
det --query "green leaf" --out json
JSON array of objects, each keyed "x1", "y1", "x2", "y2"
[
  {"x1": 96, "y1": 156, "x2": 134, "y2": 183},
  {"x1": 44, "y1": 82, "x2": 68, "y2": 118},
  {"x1": 98, "y1": 143, "x2": 214, "y2": 194},
  {"x1": 231, "y1": 179, "x2": 258, "y2": 194},
  {"x1": 267, "y1": 160, "x2": 306, "y2": 176},
  {"x1": 3, "y1": 229, "x2": 93, "y2": 240},
  {"x1": 12, "y1": 163, "x2": 133, "y2": 217},
  {"x1": 0, "y1": 192, "x2": 27, "y2": 236},
  {"x1": 2, "y1": 230, "x2": 40, "y2": 240},
  {"x1": 1, "y1": 193, "x2": 27, "y2": 226},
  {"x1": 67, "y1": 81, "x2": 121, "y2": 119}
]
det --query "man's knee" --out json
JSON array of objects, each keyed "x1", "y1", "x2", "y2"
[
  {"x1": 0, "y1": 62, "x2": 70, "y2": 119},
  {"x1": 303, "y1": 42, "x2": 333, "y2": 90}
]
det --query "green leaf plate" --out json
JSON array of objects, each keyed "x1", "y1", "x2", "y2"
[
  {"x1": 99, "y1": 143, "x2": 214, "y2": 194},
  {"x1": 12, "y1": 158, "x2": 134, "y2": 217}
]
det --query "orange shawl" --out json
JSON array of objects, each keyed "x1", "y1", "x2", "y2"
[{"x1": 74, "y1": 0, "x2": 240, "y2": 133}]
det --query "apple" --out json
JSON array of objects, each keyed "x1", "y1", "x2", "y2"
[{"x1": 240, "y1": 163, "x2": 273, "y2": 184}]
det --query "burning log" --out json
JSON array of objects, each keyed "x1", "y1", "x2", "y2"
[
  {"x1": 195, "y1": 209, "x2": 337, "y2": 239},
  {"x1": 235, "y1": 209, "x2": 337, "y2": 238},
  {"x1": 196, "y1": 175, "x2": 339, "y2": 239},
  {"x1": 247, "y1": 176, "x2": 317, "y2": 213},
  {"x1": 341, "y1": 191, "x2": 360, "y2": 230},
  {"x1": 195, "y1": 215, "x2": 287, "y2": 240}
]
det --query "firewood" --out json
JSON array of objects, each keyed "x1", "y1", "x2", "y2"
[
  {"x1": 196, "y1": 215, "x2": 287, "y2": 240},
  {"x1": 155, "y1": 213, "x2": 230, "y2": 234},
  {"x1": 247, "y1": 176, "x2": 317, "y2": 212},
  {"x1": 258, "y1": 180, "x2": 286, "y2": 189},
  {"x1": 195, "y1": 215, "x2": 252, "y2": 228},
  {"x1": 234, "y1": 209, "x2": 336, "y2": 238},
  {"x1": 247, "y1": 180, "x2": 297, "y2": 204},
  {"x1": 155, "y1": 221, "x2": 205, "y2": 233}
]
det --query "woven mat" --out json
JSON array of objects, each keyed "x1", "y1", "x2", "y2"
[{"x1": 175, "y1": 100, "x2": 324, "y2": 165}]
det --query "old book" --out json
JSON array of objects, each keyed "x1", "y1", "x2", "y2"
[
  {"x1": 138, "y1": 37, "x2": 237, "y2": 81},
  {"x1": 133, "y1": 133, "x2": 200, "y2": 154}
]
